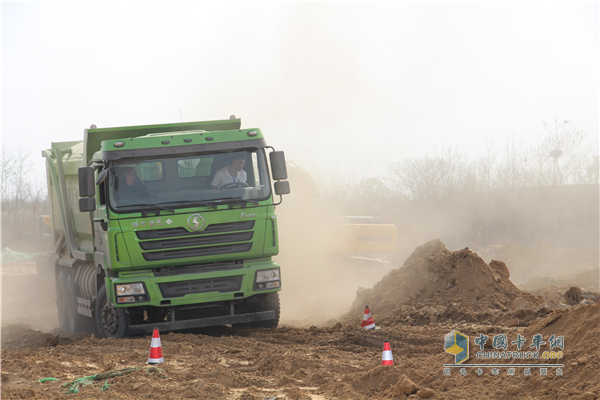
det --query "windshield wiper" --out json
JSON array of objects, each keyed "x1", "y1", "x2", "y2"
[
  {"x1": 117, "y1": 203, "x2": 175, "y2": 213},
  {"x1": 158, "y1": 200, "x2": 218, "y2": 210},
  {"x1": 214, "y1": 197, "x2": 259, "y2": 205}
]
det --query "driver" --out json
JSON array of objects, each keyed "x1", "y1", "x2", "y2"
[
  {"x1": 116, "y1": 167, "x2": 150, "y2": 199},
  {"x1": 210, "y1": 155, "x2": 247, "y2": 189}
]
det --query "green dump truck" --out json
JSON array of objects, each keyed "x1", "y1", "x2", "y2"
[{"x1": 42, "y1": 117, "x2": 290, "y2": 338}]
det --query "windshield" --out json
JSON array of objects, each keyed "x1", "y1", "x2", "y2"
[{"x1": 107, "y1": 149, "x2": 271, "y2": 212}]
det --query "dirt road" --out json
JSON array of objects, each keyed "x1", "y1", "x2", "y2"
[
  {"x1": 2, "y1": 305, "x2": 598, "y2": 400},
  {"x1": 2, "y1": 242, "x2": 599, "y2": 399}
]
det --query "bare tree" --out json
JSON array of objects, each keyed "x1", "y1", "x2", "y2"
[
  {"x1": 474, "y1": 138, "x2": 498, "y2": 192},
  {"x1": 522, "y1": 119, "x2": 593, "y2": 185},
  {"x1": 585, "y1": 153, "x2": 599, "y2": 184},
  {"x1": 1, "y1": 146, "x2": 17, "y2": 202},
  {"x1": 389, "y1": 145, "x2": 476, "y2": 204},
  {"x1": 1, "y1": 145, "x2": 48, "y2": 248}
]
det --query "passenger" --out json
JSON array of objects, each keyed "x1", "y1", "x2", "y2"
[
  {"x1": 210, "y1": 156, "x2": 247, "y2": 189},
  {"x1": 117, "y1": 167, "x2": 150, "y2": 199}
]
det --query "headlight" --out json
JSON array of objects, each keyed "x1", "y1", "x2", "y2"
[
  {"x1": 256, "y1": 269, "x2": 280, "y2": 283},
  {"x1": 116, "y1": 283, "x2": 146, "y2": 296},
  {"x1": 254, "y1": 269, "x2": 281, "y2": 291}
]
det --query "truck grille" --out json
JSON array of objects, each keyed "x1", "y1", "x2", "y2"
[
  {"x1": 158, "y1": 276, "x2": 243, "y2": 298},
  {"x1": 143, "y1": 243, "x2": 252, "y2": 261},
  {"x1": 138, "y1": 221, "x2": 255, "y2": 262},
  {"x1": 139, "y1": 232, "x2": 254, "y2": 250},
  {"x1": 136, "y1": 221, "x2": 255, "y2": 239},
  {"x1": 153, "y1": 260, "x2": 244, "y2": 277}
]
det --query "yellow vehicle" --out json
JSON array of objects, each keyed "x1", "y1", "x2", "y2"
[{"x1": 281, "y1": 163, "x2": 397, "y2": 265}]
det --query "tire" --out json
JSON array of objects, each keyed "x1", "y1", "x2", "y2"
[
  {"x1": 95, "y1": 285, "x2": 129, "y2": 338},
  {"x1": 65, "y1": 273, "x2": 83, "y2": 334},
  {"x1": 248, "y1": 292, "x2": 280, "y2": 328},
  {"x1": 56, "y1": 270, "x2": 70, "y2": 332},
  {"x1": 57, "y1": 270, "x2": 84, "y2": 334}
]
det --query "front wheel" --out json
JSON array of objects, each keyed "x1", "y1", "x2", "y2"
[
  {"x1": 248, "y1": 292, "x2": 280, "y2": 328},
  {"x1": 95, "y1": 285, "x2": 129, "y2": 338}
]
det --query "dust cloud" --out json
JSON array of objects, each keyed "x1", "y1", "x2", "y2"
[
  {"x1": 274, "y1": 162, "x2": 396, "y2": 326},
  {"x1": 274, "y1": 160, "x2": 599, "y2": 326},
  {"x1": 2, "y1": 166, "x2": 598, "y2": 333},
  {"x1": 1, "y1": 239, "x2": 59, "y2": 334},
  {"x1": 275, "y1": 213, "x2": 394, "y2": 326}
]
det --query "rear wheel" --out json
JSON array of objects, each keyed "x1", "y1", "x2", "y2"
[
  {"x1": 57, "y1": 270, "x2": 85, "y2": 334},
  {"x1": 56, "y1": 270, "x2": 69, "y2": 331},
  {"x1": 65, "y1": 273, "x2": 83, "y2": 334},
  {"x1": 95, "y1": 285, "x2": 129, "y2": 338}
]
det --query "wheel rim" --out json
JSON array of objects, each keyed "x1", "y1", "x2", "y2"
[{"x1": 100, "y1": 300, "x2": 121, "y2": 336}]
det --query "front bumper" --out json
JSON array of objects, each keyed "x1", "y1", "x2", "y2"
[
  {"x1": 128, "y1": 310, "x2": 275, "y2": 335},
  {"x1": 108, "y1": 258, "x2": 281, "y2": 308}
]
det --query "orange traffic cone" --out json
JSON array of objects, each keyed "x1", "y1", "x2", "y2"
[
  {"x1": 381, "y1": 340, "x2": 394, "y2": 366},
  {"x1": 147, "y1": 328, "x2": 164, "y2": 364},
  {"x1": 361, "y1": 305, "x2": 376, "y2": 330}
]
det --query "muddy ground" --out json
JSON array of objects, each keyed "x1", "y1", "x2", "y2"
[{"x1": 2, "y1": 240, "x2": 599, "y2": 400}]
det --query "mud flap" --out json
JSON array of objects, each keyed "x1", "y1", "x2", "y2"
[{"x1": 77, "y1": 297, "x2": 93, "y2": 318}]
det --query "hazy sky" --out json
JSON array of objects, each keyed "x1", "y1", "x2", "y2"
[{"x1": 2, "y1": 2, "x2": 599, "y2": 183}]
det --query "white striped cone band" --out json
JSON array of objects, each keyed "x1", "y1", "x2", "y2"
[
  {"x1": 382, "y1": 341, "x2": 394, "y2": 365},
  {"x1": 363, "y1": 321, "x2": 376, "y2": 330},
  {"x1": 151, "y1": 336, "x2": 162, "y2": 348},
  {"x1": 381, "y1": 350, "x2": 394, "y2": 365},
  {"x1": 148, "y1": 329, "x2": 164, "y2": 364},
  {"x1": 361, "y1": 307, "x2": 376, "y2": 329}
]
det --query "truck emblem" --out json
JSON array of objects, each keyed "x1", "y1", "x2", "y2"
[
  {"x1": 187, "y1": 214, "x2": 205, "y2": 231},
  {"x1": 166, "y1": 219, "x2": 172, "y2": 225},
  {"x1": 240, "y1": 212, "x2": 257, "y2": 218}
]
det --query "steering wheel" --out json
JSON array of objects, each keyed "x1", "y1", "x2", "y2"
[{"x1": 220, "y1": 182, "x2": 250, "y2": 190}]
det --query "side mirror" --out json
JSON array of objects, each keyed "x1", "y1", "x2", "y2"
[
  {"x1": 274, "y1": 181, "x2": 291, "y2": 196},
  {"x1": 78, "y1": 167, "x2": 95, "y2": 197},
  {"x1": 269, "y1": 151, "x2": 288, "y2": 181},
  {"x1": 79, "y1": 197, "x2": 96, "y2": 212},
  {"x1": 96, "y1": 167, "x2": 109, "y2": 185}
]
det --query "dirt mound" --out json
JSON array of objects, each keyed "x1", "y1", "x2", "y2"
[
  {"x1": 1, "y1": 324, "x2": 61, "y2": 349},
  {"x1": 523, "y1": 301, "x2": 599, "y2": 397},
  {"x1": 350, "y1": 239, "x2": 545, "y2": 325},
  {"x1": 529, "y1": 285, "x2": 600, "y2": 306},
  {"x1": 1, "y1": 239, "x2": 597, "y2": 399},
  {"x1": 479, "y1": 243, "x2": 599, "y2": 288},
  {"x1": 521, "y1": 266, "x2": 600, "y2": 292}
]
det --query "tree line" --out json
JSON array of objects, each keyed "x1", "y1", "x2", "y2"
[
  {"x1": 321, "y1": 119, "x2": 598, "y2": 212},
  {"x1": 1, "y1": 146, "x2": 48, "y2": 250},
  {"x1": 1, "y1": 119, "x2": 597, "y2": 252},
  {"x1": 317, "y1": 119, "x2": 599, "y2": 256}
]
